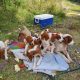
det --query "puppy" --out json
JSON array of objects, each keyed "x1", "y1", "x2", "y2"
[
  {"x1": 18, "y1": 32, "x2": 26, "y2": 42},
  {"x1": 14, "y1": 36, "x2": 33, "y2": 62},
  {"x1": 0, "y1": 41, "x2": 5, "y2": 59},
  {"x1": 0, "y1": 40, "x2": 9, "y2": 60},
  {"x1": 40, "y1": 30, "x2": 52, "y2": 53},
  {"x1": 54, "y1": 34, "x2": 74, "y2": 63},
  {"x1": 49, "y1": 32, "x2": 63, "y2": 53},
  {"x1": 24, "y1": 35, "x2": 42, "y2": 69},
  {"x1": 18, "y1": 26, "x2": 31, "y2": 42},
  {"x1": 40, "y1": 30, "x2": 63, "y2": 54},
  {"x1": 24, "y1": 36, "x2": 33, "y2": 55}
]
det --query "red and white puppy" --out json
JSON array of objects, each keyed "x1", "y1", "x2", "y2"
[
  {"x1": 40, "y1": 30, "x2": 52, "y2": 53},
  {"x1": 54, "y1": 34, "x2": 74, "y2": 63},
  {"x1": 40, "y1": 29, "x2": 63, "y2": 54},
  {"x1": 24, "y1": 36, "x2": 42, "y2": 69},
  {"x1": 18, "y1": 26, "x2": 31, "y2": 42},
  {"x1": 49, "y1": 32, "x2": 63, "y2": 53},
  {"x1": 0, "y1": 40, "x2": 9, "y2": 60},
  {"x1": 24, "y1": 36, "x2": 33, "y2": 55}
]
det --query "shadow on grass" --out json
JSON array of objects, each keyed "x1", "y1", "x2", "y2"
[
  {"x1": 68, "y1": 0, "x2": 80, "y2": 5},
  {"x1": 71, "y1": 9, "x2": 80, "y2": 13}
]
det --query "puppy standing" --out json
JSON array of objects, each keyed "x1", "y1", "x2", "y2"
[
  {"x1": 24, "y1": 36, "x2": 42, "y2": 69},
  {"x1": 40, "y1": 30, "x2": 55, "y2": 54},
  {"x1": 40, "y1": 29, "x2": 63, "y2": 54}
]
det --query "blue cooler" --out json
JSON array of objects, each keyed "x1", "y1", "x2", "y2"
[{"x1": 34, "y1": 14, "x2": 54, "y2": 28}]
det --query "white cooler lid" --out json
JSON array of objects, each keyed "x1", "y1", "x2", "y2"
[{"x1": 34, "y1": 14, "x2": 54, "y2": 20}]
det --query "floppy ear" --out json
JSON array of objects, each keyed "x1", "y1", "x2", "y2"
[
  {"x1": 33, "y1": 39, "x2": 38, "y2": 45},
  {"x1": 51, "y1": 34, "x2": 55, "y2": 42},
  {"x1": 63, "y1": 36, "x2": 72, "y2": 44},
  {"x1": 38, "y1": 38, "x2": 42, "y2": 45},
  {"x1": 33, "y1": 38, "x2": 42, "y2": 45},
  {"x1": 0, "y1": 49, "x2": 5, "y2": 59},
  {"x1": 44, "y1": 32, "x2": 49, "y2": 40},
  {"x1": 41, "y1": 32, "x2": 49, "y2": 40},
  {"x1": 41, "y1": 33, "x2": 44, "y2": 40},
  {"x1": 26, "y1": 36, "x2": 33, "y2": 43},
  {"x1": 51, "y1": 33, "x2": 58, "y2": 42}
]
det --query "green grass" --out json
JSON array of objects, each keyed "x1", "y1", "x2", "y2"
[
  {"x1": 0, "y1": 0, "x2": 66, "y2": 33},
  {"x1": 63, "y1": 0, "x2": 80, "y2": 14}
]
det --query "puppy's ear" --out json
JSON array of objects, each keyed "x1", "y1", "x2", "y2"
[
  {"x1": 33, "y1": 38, "x2": 42, "y2": 45},
  {"x1": 0, "y1": 50, "x2": 5, "y2": 59},
  {"x1": 38, "y1": 38, "x2": 42, "y2": 45},
  {"x1": 63, "y1": 36, "x2": 72, "y2": 44},
  {"x1": 44, "y1": 32, "x2": 49, "y2": 40},
  {"x1": 26, "y1": 36, "x2": 33, "y2": 43},
  {"x1": 51, "y1": 33, "x2": 56, "y2": 42}
]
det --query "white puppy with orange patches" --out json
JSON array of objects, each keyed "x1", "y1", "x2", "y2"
[
  {"x1": 54, "y1": 34, "x2": 74, "y2": 63},
  {"x1": 24, "y1": 36, "x2": 42, "y2": 69},
  {"x1": 40, "y1": 30, "x2": 52, "y2": 53}
]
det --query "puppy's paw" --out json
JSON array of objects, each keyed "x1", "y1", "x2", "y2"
[
  {"x1": 15, "y1": 58, "x2": 19, "y2": 62},
  {"x1": 5, "y1": 56, "x2": 8, "y2": 60}
]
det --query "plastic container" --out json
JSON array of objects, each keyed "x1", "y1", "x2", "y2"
[{"x1": 34, "y1": 14, "x2": 54, "y2": 28}]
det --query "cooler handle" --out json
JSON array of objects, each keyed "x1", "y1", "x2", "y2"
[{"x1": 35, "y1": 19, "x2": 39, "y2": 23}]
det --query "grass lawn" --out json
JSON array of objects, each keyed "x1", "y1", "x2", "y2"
[{"x1": 0, "y1": 0, "x2": 80, "y2": 80}]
